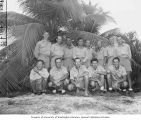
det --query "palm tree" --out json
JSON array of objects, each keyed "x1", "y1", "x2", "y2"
[{"x1": 0, "y1": 0, "x2": 114, "y2": 96}]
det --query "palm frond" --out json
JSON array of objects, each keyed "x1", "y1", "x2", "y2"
[
  {"x1": 68, "y1": 30, "x2": 108, "y2": 46},
  {"x1": 0, "y1": 23, "x2": 45, "y2": 96},
  {"x1": 18, "y1": 0, "x2": 83, "y2": 25},
  {"x1": 0, "y1": 11, "x2": 39, "y2": 28},
  {"x1": 101, "y1": 28, "x2": 120, "y2": 37},
  {"x1": 82, "y1": 3, "x2": 116, "y2": 26}
]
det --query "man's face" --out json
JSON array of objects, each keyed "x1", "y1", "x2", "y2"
[
  {"x1": 109, "y1": 36, "x2": 115, "y2": 45},
  {"x1": 97, "y1": 41, "x2": 102, "y2": 47},
  {"x1": 113, "y1": 59, "x2": 120, "y2": 68},
  {"x1": 43, "y1": 32, "x2": 49, "y2": 40},
  {"x1": 57, "y1": 36, "x2": 62, "y2": 44},
  {"x1": 86, "y1": 40, "x2": 91, "y2": 47},
  {"x1": 56, "y1": 59, "x2": 62, "y2": 68},
  {"x1": 91, "y1": 61, "x2": 98, "y2": 69},
  {"x1": 75, "y1": 59, "x2": 81, "y2": 68},
  {"x1": 36, "y1": 61, "x2": 43, "y2": 70},
  {"x1": 117, "y1": 37, "x2": 124, "y2": 45},
  {"x1": 67, "y1": 38, "x2": 72, "y2": 46},
  {"x1": 78, "y1": 39, "x2": 84, "y2": 46}
]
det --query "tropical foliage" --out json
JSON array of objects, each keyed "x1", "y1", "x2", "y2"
[{"x1": 0, "y1": 0, "x2": 140, "y2": 96}]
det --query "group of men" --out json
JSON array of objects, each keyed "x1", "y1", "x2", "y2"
[{"x1": 29, "y1": 32, "x2": 133, "y2": 96}]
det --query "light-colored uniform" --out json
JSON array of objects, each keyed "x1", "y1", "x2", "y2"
[
  {"x1": 73, "y1": 47, "x2": 87, "y2": 62},
  {"x1": 30, "y1": 68, "x2": 49, "y2": 92},
  {"x1": 107, "y1": 46, "x2": 117, "y2": 67},
  {"x1": 108, "y1": 65, "x2": 127, "y2": 89},
  {"x1": 116, "y1": 43, "x2": 132, "y2": 71},
  {"x1": 88, "y1": 65, "x2": 105, "y2": 86},
  {"x1": 63, "y1": 45, "x2": 74, "y2": 71},
  {"x1": 34, "y1": 40, "x2": 52, "y2": 69},
  {"x1": 51, "y1": 43, "x2": 64, "y2": 68},
  {"x1": 96, "y1": 47, "x2": 107, "y2": 67},
  {"x1": 50, "y1": 66, "x2": 68, "y2": 86},
  {"x1": 84, "y1": 47, "x2": 95, "y2": 68},
  {"x1": 70, "y1": 65, "x2": 88, "y2": 88}
]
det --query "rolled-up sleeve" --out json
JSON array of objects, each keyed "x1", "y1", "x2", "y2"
[
  {"x1": 39, "y1": 69, "x2": 49, "y2": 79},
  {"x1": 30, "y1": 69, "x2": 36, "y2": 81}
]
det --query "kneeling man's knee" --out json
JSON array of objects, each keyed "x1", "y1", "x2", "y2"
[
  {"x1": 123, "y1": 81, "x2": 128, "y2": 88},
  {"x1": 90, "y1": 81, "x2": 95, "y2": 87},
  {"x1": 64, "y1": 79, "x2": 70, "y2": 85},
  {"x1": 48, "y1": 82, "x2": 53, "y2": 87},
  {"x1": 67, "y1": 83, "x2": 76, "y2": 92}
]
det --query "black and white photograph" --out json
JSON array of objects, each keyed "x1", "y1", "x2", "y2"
[{"x1": 0, "y1": 0, "x2": 141, "y2": 119}]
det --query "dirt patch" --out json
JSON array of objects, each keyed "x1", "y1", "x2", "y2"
[{"x1": 0, "y1": 93, "x2": 141, "y2": 114}]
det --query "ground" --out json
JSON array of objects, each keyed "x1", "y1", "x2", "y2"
[{"x1": 0, "y1": 92, "x2": 141, "y2": 114}]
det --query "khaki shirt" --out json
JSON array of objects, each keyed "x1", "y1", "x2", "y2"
[
  {"x1": 73, "y1": 47, "x2": 87, "y2": 60},
  {"x1": 70, "y1": 65, "x2": 88, "y2": 80},
  {"x1": 96, "y1": 47, "x2": 107, "y2": 60},
  {"x1": 34, "y1": 40, "x2": 52, "y2": 58},
  {"x1": 117, "y1": 43, "x2": 132, "y2": 59},
  {"x1": 107, "y1": 46, "x2": 117, "y2": 57},
  {"x1": 30, "y1": 68, "x2": 49, "y2": 81},
  {"x1": 88, "y1": 65, "x2": 105, "y2": 78},
  {"x1": 108, "y1": 65, "x2": 127, "y2": 81},
  {"x1": 63, "y1": 45, "x2": 74, "y2": 58},
  {"x1": 51, "y1": 43, "x2": 64, "y2": 57},
  {"x1": 85, "y1": 47, "x2": 95, "y2": 60},
  {"x1": 50, "y1": 66, "x2": 68, "y2": 83}
]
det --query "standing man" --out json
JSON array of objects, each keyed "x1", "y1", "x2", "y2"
[
  {"x1": 34, "y1": 32, "x2": 52, "y2": 70},
  {"x1": 30, "y1": 60, "x2": 49, "y2": 94},
  {"x1": 73, "y1": 38, "x2": 87, "y2": 64},
  {"x1": 51, "y1": 35, "x2": 64, "y2": 68},
  {"x1": 107, "y1": 36, "x2": 117, "y2": 67},
  {"x1": 63, "y1": 37, "x2": 74, "y2": 71},
  {"x1": 117, "y1": 37, "x2": 133, "y2": 92},
  {"x1": 69, "y1": 58, "x2": 89, "y2": 96},
  {"x1": 88, "y1": 58, "x2": 106, "y2": 92},
  {"x1": 107, "y1": 57, "x2": 128, "y2": 92},
  {"x1": 95, "y1": 41, "x2": 107, "y2": 67},
  {"x1": 49, "y1": 58, "x2": 69, "y2": 94},
  {"x1": 84, "y1": 40, "x2": 96, "y2": 68}
]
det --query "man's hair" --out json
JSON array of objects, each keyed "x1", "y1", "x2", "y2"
[
  {"x1": 74, "y1": 57, "x2": 81, "y2": 62},
  {"x1": 77, "y1": 37, "x2": 83, "y2": 46},
  {"x1": 112, "y1": 57, "x2": 120, "y2": 62},
  {"x1": 55, "y1": 57, "x2": 62, "y2": 63},
  {"x1": 36, "y1": 59, "x2": 45, "y2": 65},
  {"x1": 77, "y1": 37, "x2": 83, "y2": 41},
  {"x1": 91, "y1": 58, "x2": 98, "y2": 63}
]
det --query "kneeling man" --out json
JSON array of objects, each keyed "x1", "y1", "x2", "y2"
[
  {"x1": 49, "y1": 58, "x2": 69, "y2": 94},
  {"x1": 88, "y1": 58, "x2": 106, "y2": 92},
  {"x1": 107, "y1": 57, "x2": 128, "y2": 91},
  {"x1": 30, "y1": 60, "x2": 49, "y2": 94},
  {"x1": 69, "y1": 58, "x2": 89, "y2": 96}
]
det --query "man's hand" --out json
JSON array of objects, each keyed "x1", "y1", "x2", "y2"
[{"x1": 33, "y1": 67, "x2": 39, "y2": 73}]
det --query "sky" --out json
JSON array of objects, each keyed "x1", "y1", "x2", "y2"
[{"x1": 2, "y1": 0, "x2": 141, "y2": 40}]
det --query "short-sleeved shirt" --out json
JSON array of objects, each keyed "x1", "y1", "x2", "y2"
[
  {"x1": 34, "y1": 40, "x2": 52, "y2": 58},
  {"x1": 73, "y1": 47, "x2": 87, "y2": 59},
  {"x1": 63, "y1": 45, "x2": 74, "y2": 58},
  {"x1": 85, "y1": 47, "x2": 95, "y2": 60},
  {"x1": 50, "y1": 66, "x2": 68, "y2": 83},
  {"x1": 108, "y1": 65, "x2": 127, "y2": 81},
  {"x1": 107, "y1": 46, "x2": 117, "y2": 57},
  {"x1": 88, "y1": 65, "x2": 105, "y2": 78},
  {"x1": 51, "y1": 43, "x2": 64, "y2": 57},
  {"x1": 30, "y1": 68, "x2": 49, "y2": 81},
  {"x1": 96, "y1": 47, "x2": 107, "y2": 60},
  {"x1": 70, "y1": 65, "x2": 88, "y2": 80},
  {"x1": 116, "y1": 43, "x2": 132, "y2": 59}
]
